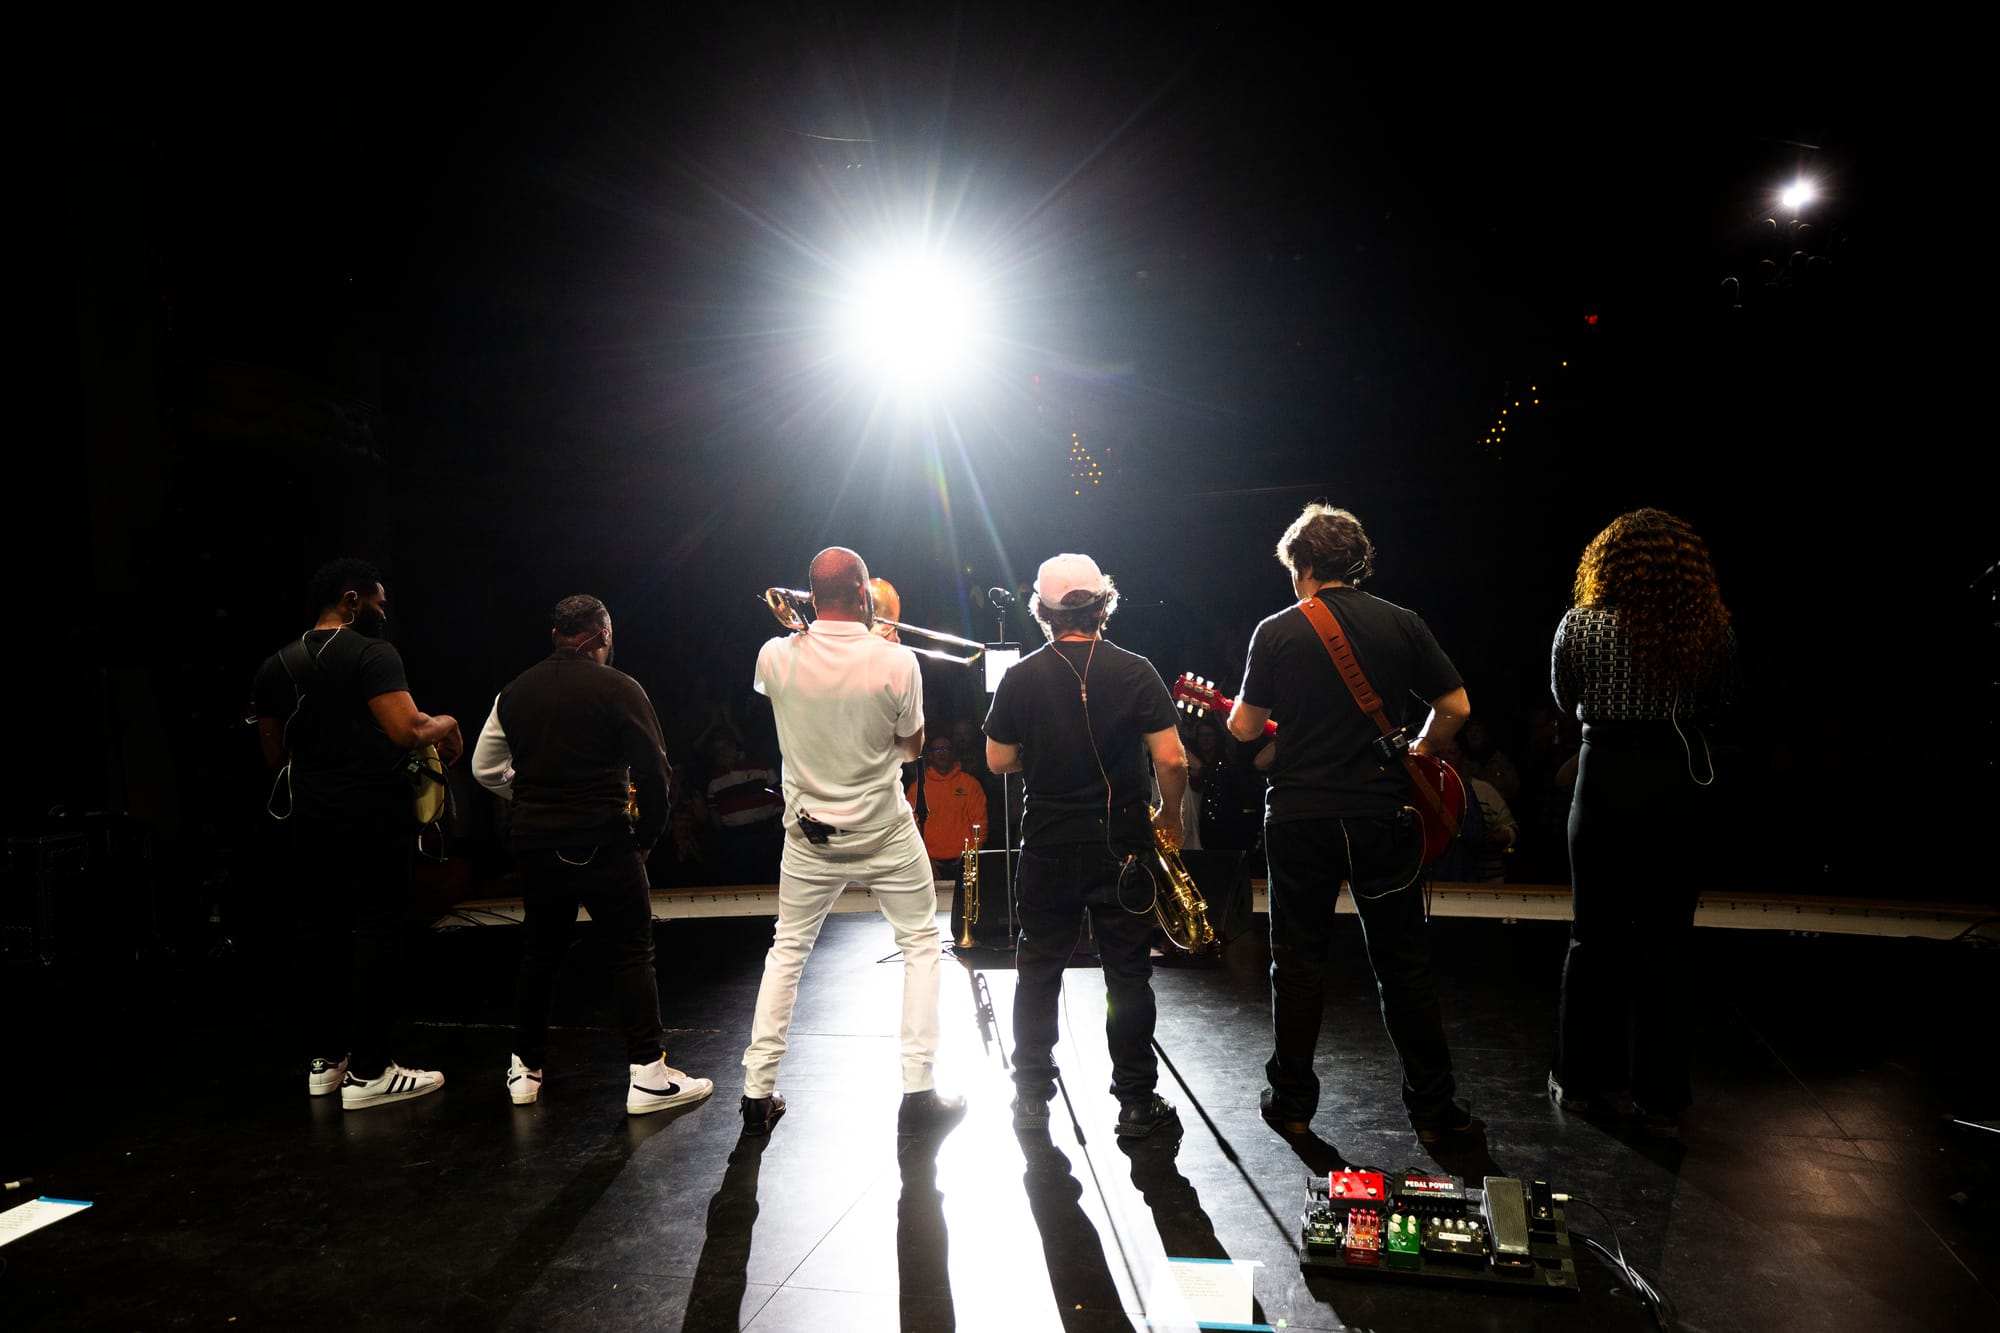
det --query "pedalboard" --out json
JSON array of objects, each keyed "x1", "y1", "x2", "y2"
[{"x1": 1300, "y1": 1169, "x2": 1579, "y2": 1296}]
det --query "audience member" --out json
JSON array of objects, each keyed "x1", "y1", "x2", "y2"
[
  {"x1": 705, "y1": 731, "x2": 785, "y2": 882},
  {"x1": 1457, "y1": 716, "x2": 1521, "y2": 804},
  {"x1": 909, "y1": 734, "x2": 989, "y2": 885},
  {"x1": 1190, "y1": 717, "x2": 1260, "y2": 850},
  {"x1": 1514, "y1": 705, "x2": 1579, "y2": 884},
  {"x1": 952, "y1": 716, "x2": 1013, "y2": 848},
  {"x1": 1433, "y1": 734, "x2": 1517, "y2": 884}
]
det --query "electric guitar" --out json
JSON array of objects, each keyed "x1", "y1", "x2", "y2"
[{"x1": 1172, "y1": 673, "x2": 1467, "y2": 866}]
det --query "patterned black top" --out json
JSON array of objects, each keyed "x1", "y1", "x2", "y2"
[{"x1": 1551, "y1": 607, "x2": 1736, "y2": 725}]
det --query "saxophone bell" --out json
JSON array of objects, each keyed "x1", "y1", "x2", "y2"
[{"x1": 1150, "y1": 814, "x2": 1217, "y2": 954}]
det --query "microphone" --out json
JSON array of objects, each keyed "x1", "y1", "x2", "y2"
[{"x1": 987, "y1": 587, "x2": 1017, "y2": 608}]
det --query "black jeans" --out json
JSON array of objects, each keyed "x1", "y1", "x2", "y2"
[
  {"x1": 292, "y1": 817, "x2": 413, "y2": 1077},
  {"x1": 513, "y1": 844, "x2": 665, "y2": 1068},
  {"x1": 1011, "y1": 842, "x2": 1159, "y2": 1103},
  {"x1": 1263, "y1": 816, "x2": 1459, "y2": 1128},
  {"x1": 1554, "y1": 721, "x2": 1716, "y2": 1114}
]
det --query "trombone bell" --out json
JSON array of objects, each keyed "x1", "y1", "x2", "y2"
[{"x1": 762, "y1": 587, "x2": 811, "y2": 632}]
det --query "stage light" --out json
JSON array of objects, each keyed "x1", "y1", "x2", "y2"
[
  {"x1": 837, "y1": 250, "x2": 987, "y2": 389},
  {"x1": 1780, "y1": 181, "x2": 1816, "y2": 212}
]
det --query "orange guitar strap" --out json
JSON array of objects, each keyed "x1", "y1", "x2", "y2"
[{"x1": 1297, "y1": 597, "x2": 1459, "y2": 838}]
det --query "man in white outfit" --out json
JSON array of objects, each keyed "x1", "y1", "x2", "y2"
[{"x1": 738, "y1": 546, "x2": 966, "y2": 1138}]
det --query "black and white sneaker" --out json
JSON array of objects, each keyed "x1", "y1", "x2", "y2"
[
  {"x1": 627, "y1": 1057, "x2": 713, "y2": 1115},
  {"x1": 308, "y1": 1053, "x2": 351, "y2": 1098},
  {"x1": 507, "y1": 1054, "x2": 543, "y2": 1106},
  {"x1": 340, "y1": 1063, "x2": 444, "y2": 1110}
]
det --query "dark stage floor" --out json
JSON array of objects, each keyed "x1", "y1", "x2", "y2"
[{"x1": 4, "y1": 903, "x2": 1997, "y2": 1331}]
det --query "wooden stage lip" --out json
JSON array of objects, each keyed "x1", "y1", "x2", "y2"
[{"x1": 433, "y1": 881, "x2": 1999, "y2": 942}]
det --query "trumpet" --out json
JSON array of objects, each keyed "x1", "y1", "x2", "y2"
[
  {"x1": 957, "y1": 823, "x2": 981, "y2": 949},
  {"x1": 761, "y1": 586, "x2": 985, "y2": 664}
]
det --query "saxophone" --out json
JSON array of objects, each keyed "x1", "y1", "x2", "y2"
[
  {"x1": 1151, "y1": 815, "x2": 1217, "y2": 953},
  {"x1": 957, "y1": 823, "x2": 982, "y2": 948}
]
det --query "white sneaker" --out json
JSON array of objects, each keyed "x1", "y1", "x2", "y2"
[
  {"x1": 308, "y1": 1053, "x2": 350, "y2": 1097},
  {"x1": 340, "y1": 1062, "x2": 445, "y2": 1110},
  {"x1": 627, "y1": 1057, "x2": 713, "y2": 1116},
  {"x1": 507, "y1": 1054, "x2": 543, "y2": 1105}
]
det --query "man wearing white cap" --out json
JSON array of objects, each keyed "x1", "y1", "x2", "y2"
[{"x1": 985, "y1": 553, "x2": 1189, "y2": 1139}]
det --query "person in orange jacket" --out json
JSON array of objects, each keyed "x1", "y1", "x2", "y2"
[{"x1": 908, "y1": 735, "x2": 989, "y2": 882}]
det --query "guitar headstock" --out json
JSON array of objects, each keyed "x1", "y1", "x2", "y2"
[{"x1": 1173, "y1": 672, "x2": 1227, "y2": 717}]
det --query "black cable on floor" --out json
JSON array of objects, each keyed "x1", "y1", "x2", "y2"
[
  {"x1": 1152, "y1": 1036, "x2": 1299, "y2": 1248},
  {"x1": 1560, "y1": 1194, "x2": 1676, "y2": 1331}
]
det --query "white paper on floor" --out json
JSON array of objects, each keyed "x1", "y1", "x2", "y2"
[
  {"x1": 0, "y1": 1197, "x2": 93, "y2": 1248},
  {"x1": 1142, "y1": 1255, "x2": 1270, "y2": 1330}
]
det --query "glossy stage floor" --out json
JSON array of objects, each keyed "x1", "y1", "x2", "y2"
[{"x1": 4, "y1": 899, "x2": 1997, "y2": 1331}]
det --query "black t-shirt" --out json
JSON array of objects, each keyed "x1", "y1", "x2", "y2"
[
  {"x1": 253, "y1": 628, "x2": 410, "y2": 826},
  {"x1": 983, "y1": 637, "x2": 1179, "y2": 851},
  {"x1": 1239, "y1": 588, "x2": 1462, "y2": 822}
]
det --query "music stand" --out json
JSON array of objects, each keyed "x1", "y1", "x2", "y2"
[{"x1": 981, "y1": 639, "x2": 1022, "y2": 948}]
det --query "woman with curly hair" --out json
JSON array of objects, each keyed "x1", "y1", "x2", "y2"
[{"x1": 1548, "y1": 508, "x2": 1735, "y2": 1137}]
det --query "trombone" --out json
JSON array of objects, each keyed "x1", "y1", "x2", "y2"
[{"x1": 761, "y1": 586, "x2": 985, "y2": 665}]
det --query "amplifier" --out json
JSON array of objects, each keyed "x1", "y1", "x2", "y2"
[{"x1": 2, "y1": 818, "x2": 155, "y2": 962}]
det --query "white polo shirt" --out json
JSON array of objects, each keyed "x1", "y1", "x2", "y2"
[{"x1": 754, "y1": 620, "x2": 924, "y2": 834}]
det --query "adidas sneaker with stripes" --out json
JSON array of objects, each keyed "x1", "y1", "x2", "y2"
[{"x1": 340, "y1": 1062, "x2": 445, "y2": 1110}]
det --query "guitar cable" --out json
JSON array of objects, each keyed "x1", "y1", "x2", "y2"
[
  {"x1": 266, "y1": 626, "x2": 346, "y2": 821},
  {"x1": 1345, "y1": 811, "x2": 1426, "y2": 903},
  {"x1": 1669, "y1": 691, "x2": 1715, "y2": 787},
  {"x1": 1050, "y1": 635, "x2": 1160, "y2": 922},
  {"x1": 1557, "y1": 1194, "x2": 1677, "y2": 1331}
]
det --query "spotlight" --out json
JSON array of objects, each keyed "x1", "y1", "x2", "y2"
[
  {"x1": 838, "y1": 250, "x2": 986, "y2": 388},
  {"x1": 1780, "y1": 181, "x2": 1816, "y2": 213}
]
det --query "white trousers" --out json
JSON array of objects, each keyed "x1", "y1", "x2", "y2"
[{"x1": 741, "y1": 816, "x2": 941, "y2": 1098}]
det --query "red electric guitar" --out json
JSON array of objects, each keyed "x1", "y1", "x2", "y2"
[{"x1": 1172, "y1": 673, "x2": 1467, "y2": 866}]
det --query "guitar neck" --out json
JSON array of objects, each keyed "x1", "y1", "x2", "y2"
[
  {"x1": 1172, "y1": 674, "x2": 1278, "y2": 737},
  {"x1": 1235, "y1": 705, "x2": 1278, "y2": 738}
]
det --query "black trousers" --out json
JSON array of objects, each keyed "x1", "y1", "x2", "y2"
[
  {"x1": 292, "y1": 816, "x2": 413, "y2": 1077},
  {"x1": 1554, "y1": 721, "x2": 1716, "y2": 1114},
  {"x1": 513, "y1": 844, "x2": 666, "y2": 1068},
  {"x1": 1263, "y1": 815, "x2": 1460, "y2": 1128},
  {"x1": 1010, "y1": 842, "x2": 1159, "y2": 1103}
]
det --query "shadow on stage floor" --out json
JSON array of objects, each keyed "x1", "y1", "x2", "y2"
[{"x1": 2, "y1": 909, "x2": 1996, "y2": 1331}]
